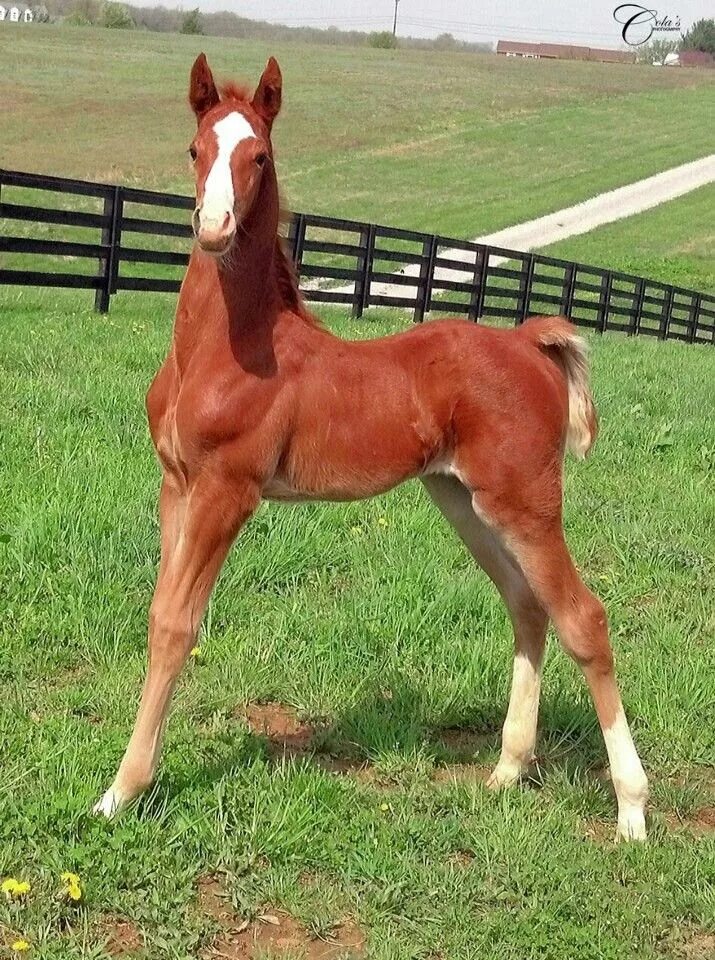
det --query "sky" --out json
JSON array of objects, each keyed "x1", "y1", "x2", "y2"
[{"x1": 190, "y1": 0, "x2": 711, "y2": 47}]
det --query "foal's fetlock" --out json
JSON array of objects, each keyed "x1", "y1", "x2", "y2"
[{"x1": 487, "y1": 758, "x2": 524, "y2": 790}]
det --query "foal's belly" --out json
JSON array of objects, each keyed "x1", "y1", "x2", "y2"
[
  {"x1": 262, "y1": 466, "x2": 416, "y2": 504},
  {"x1": 263, "y1": 434, "x2": 434, "y2": 503}
]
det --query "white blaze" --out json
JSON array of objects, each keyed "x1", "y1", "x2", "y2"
[{"x1": 201, "y1": 112, "x2": 256, "y2": 227}]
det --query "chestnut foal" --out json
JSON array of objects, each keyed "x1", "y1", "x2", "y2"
[{"x1": 95, "y1": 55, "x2": 648, "y2": 839}]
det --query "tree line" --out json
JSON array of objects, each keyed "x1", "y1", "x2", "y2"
[
  {"x1": 636, "y1": 18, "x2": 715, "y2": 62},
  {"x1": 33, "y1": 0, "x2": 493, "y2": 53}
]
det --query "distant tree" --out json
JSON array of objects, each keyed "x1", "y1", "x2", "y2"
[
  {"x1": 680, "y1": 18, "x2": 715, "y2": 54},
  {"x1": 636, "y1": 37, "x2": 679, "y2": 63},
  {"x1": 102, "y1": 1, "x2": 133, "y2": 28},
  {"x1": 32, "y1": 4, "x2": 50, "y2": 21},
  {"x1": 433, "y1": 32, "x2": 458, "y2": 50},
  {"x1": 180, "y1": 7, "x2": 202, "y2": 35},
  {"x1": 368, "y1": 30, "x2": 397, "y2": 49},
  {"x1": 65, "y1": 0, "x2": 100, "y2": 24}
]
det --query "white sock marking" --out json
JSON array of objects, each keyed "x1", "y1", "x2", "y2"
[
  {"x1": 489, "y1": 651, "x2": 542, "y2": 787},
  {"x1": 603, "y1": 707, "x2": 648, "y2": 840}
]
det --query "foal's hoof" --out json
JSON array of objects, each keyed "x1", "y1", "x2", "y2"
[
  {"x1": 486, "y1": 762, "x2": 521, "y2": 791},
  {"x1": 616, "y1": 808, "x2": 647, "y2": 842},
  {"x1": 92, "y1": 786, "x2": 124, "y2": 819}
]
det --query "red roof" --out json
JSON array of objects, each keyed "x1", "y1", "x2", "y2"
[{"x1": 496, "y1": 40, "x2": 635, "y2": 63}]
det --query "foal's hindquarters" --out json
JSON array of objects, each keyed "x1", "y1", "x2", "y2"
[{"x1": 94, "y1": 316, "x2": 648, "y2": 840}]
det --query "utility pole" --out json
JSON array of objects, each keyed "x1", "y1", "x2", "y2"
[{"x1": 392, "y1": 0, "x2": 400, "y2": 36}]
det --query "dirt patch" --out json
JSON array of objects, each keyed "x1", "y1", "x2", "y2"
[
  {"x1": 197, "y1": 874, "x2": 237, "y2": 926},
  {"x1": 435, "y1": 728, "x2": 495, "y2": 758},
  {"x1": 690, "y1": 806, "x2": 715, "y2": 835},
  {"x1": 582, "y1": 819, "x2": 616, "y2": 845},
  {"x1": 205, "y1": 912, "x2": 365, "y2": 959},
  {"x1": 244, "y1": 703, "x2": 316, "y2": 752},
  {"x1": 446, "y1": 849, "x2": 476, "y2": 867},
  {"x1": 667, "y1": 806, "x2": 715, "y2": 837},
  {"x1": 99, "y1": 915, "x2": 144, "y2": 957},
  {"x1": 432, "y1": 763, "x2": 492, "y2": 786},
  {"x1": 670, "y1": 930, "x2": 715, "y2": 960},
  {"x1": 240, "y1": 702, "x2": 374, "y2": 781}
]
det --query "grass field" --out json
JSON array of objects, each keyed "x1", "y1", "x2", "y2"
[
  {"x1": 1, "y1": 25, "x2": 714, "y2": 237},
  {"x1": 538, "y1": 185, "x2": 715, "y2": 294},
  {"x1": 0, "y1": 288, "x2": 713, "y2": 959}
]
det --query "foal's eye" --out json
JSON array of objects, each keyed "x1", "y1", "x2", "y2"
[
  {"x1": 188, "y1": 145, "x2": 197, "y2": 162},
  {"x1": 255, "y1": 153, "x2": 267, "y2": 168}
]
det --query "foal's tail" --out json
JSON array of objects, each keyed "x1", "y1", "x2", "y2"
[{"x1": 520, "y1": 315, "x2": 598, "y2": 459}]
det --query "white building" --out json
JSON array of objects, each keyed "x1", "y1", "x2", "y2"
[{"x1": 4, "y1": 5, "x2": 34, "y2": 21}]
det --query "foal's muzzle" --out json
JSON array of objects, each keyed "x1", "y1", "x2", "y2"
[{"x1": 192, "y1": 206, "x2": 237, "y2": 255}]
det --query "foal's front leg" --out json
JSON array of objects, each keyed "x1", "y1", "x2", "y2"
[{"x1": 94, "y1": 475, "x2": 260, "y2": 817}]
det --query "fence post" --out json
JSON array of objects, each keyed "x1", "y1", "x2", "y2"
[
  {"x1": 560, "y1": 262, "x2": 576, "y2": 318},
  {"x1": 413, "y1": 234, "x2": 437, "y2": 323},
  {"x1": 517, "y1": 252, "x2": 535, "y2": 325},
  {"x1": 631, "y1": 277, "x2": 645, "y2": 336},
  {"x1": 95, "y1": 185, "x2": 122, "y2": 314},
  {"x1": 687, "y1": 292, "x2": 700, "y2": 344},
  {"x1": 597, "y1": 271, "x2": 612, "y2": 334},
  {"x1": 659, "y1": 286, "x2": 674, "y2": 340},
  {"x1": 288, "y1": 213, "x2": 305, "y2": 280},
  {"x1": 352, "y1": 222, "x2": 375, "y2": 319},
  {"x1": 468, "y1": 244, "x2": 489, "y2": 322}
]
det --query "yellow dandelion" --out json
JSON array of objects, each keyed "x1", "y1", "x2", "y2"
[
  {"x1": 190, "y1": 646, "x2": 201, "y2": 659},
  {"x1": 380, "y1": 802, "x2": 390, "y2": 812},
  {"x1": 60, "y1": 872, "x2": 83, "y2": 902},
  {"x1": 377, "y1": 517, "x2": 389, "y2": 527},
  {"x1": 350, "y1": 525, "x2": 362, "y2": 535},
  {"x1": 11, "y1": 940, "x2": 30, "y2": 952},
  {"x1": 2, "y1": 878, "x2": 31, "y2": 900}
]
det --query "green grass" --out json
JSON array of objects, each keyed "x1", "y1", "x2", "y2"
[
  {"x1": 1, "y1": 25, "x2": 714, "y2": 236},
  {"x1": 538, "y1": 184, "x2": 715, "y2": 294},
  {"x1": 0, "y1": 289, "x2": 713, "y2": 958}
]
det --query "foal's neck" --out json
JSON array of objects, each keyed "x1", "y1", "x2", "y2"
[{"x1": 174, "y1": 170, "x2": 309, "y2": 370}]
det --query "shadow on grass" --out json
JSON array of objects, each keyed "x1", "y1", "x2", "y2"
[{"x1": 153, "y1": 675, "x2": 609, "y2": 808}]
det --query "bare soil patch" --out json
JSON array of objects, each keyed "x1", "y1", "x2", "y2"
[
  {"x1": 99, "y1": 915, "x2": 145, "y2": 957},
  {"x1": 432, "y1": 763, "x2": 492, "y2": 786},
  {"x1": 666, "y1": 806, "x2": 715, "y2": 837},
  {"x1": 197, "y1": 872, "x2": 365, "y2": 958},
  {"x1": 240, "y1": 702, "x2": 373, "y2": 780},
  {"x1": 197, "y1": 874, "x2": 237, "y2": 926},
  {"x1": 669, "y1": 930, "x2": 715, "y2": 960},
  {"x1": 434, "y1": 728, "x2": 495, "y2": 758},
  {"x1": 207, "y1": 914, "x2": 365, "y2": 959}
]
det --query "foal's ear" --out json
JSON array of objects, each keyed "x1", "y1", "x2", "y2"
[
  {"x1": 189, "y1": 53, "x2": 220, "y2": 123},
  {"x1": 252, "y1": 57, "x2": 282, "y2": 131}
]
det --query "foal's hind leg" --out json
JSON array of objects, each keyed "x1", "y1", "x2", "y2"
[
  {"x1": 422, "y1": 475, "x2": 548, "y2": 787},
  {"x1": 508, "y1": 529, "x2": 648, "y2": 840},
  {"x1": 455, "y1": 468, "x2": 648, "y2": 841}
]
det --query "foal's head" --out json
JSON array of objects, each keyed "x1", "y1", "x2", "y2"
[{"x1": 188, "y1": 53, "x2": 282, "y2": 256}]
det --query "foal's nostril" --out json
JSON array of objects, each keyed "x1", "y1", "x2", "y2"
[{"x1": 192, "y1": 207, "x2": 201, "y2": 236}]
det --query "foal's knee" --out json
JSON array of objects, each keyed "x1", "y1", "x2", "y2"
[
  {"x1": 148, "y1": 603, "x2": 194, "y2": 667},
  {"x1": 559, "y1": 591, "x2": 614, "y2": 674}
]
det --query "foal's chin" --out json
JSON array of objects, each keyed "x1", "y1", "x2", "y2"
[{"x1": 197, "y1": 239, "x2": 235, "y2": 259}]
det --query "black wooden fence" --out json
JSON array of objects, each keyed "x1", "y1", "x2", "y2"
[{"x1": 1, "y1": 167, "x2": 713, "y2": 345}]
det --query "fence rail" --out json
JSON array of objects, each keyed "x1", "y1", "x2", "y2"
[{"x1": 1, "y1": 168, "x2": 713, "y2": 345}]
